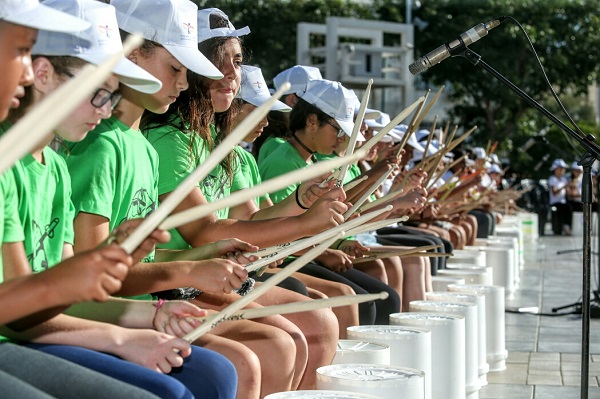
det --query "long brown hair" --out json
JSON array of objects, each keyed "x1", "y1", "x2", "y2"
[{"x1": 141, "y1": 14, "x2": 246, "y2": 185}]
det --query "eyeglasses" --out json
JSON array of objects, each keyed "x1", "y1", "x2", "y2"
[
  {"x1": 59, "y1": 69, "x2": 122, "y2": 110},
  {"x1": 324, "y1": 119, "x2": 345, "y2": 139}
]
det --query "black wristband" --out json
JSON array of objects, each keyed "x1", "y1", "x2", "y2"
[{"x1": 295, "y1": 187, "x2": 309, "y2": 210}]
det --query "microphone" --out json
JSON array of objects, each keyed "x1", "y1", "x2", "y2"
[{"x1": 409, "y1": 17, "x2": 506, "y2": 75}]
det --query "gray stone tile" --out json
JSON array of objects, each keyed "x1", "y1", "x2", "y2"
[
  {"x1": 480, "y1": 383, "x2": 533, "y2": 399},
  {"x1": 506, "y1": 325, "x2": 538, "y2": 341},
  {"x1": 487, "y1": 370, "x2": 528, "y2": 385},
  {"x1": 530, "y1": 352, "x2": 560, "y2": 362},
  {"x1": 562, "y1": 374, "x2": 598, "y2": 387},
  {"x1": 507, "y1": 351, "x2": 531, "y2": 364},
  {"x1": 538, "y1": 342, "x2": 582, "y2": 353},
  {"x1": 527, "y1": 374, "x2": 562, "y2": 386},
  {"x1": 534, "y1": 385, "x2": 600, "y2": 399},
  {"x1": 507, "y1": 340, "x2": 537, "y2": 352},
  {"x1": 563, "y1": 353, "x2": 587, "y2": 362}
]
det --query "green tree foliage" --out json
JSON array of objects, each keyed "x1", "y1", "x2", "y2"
[
  {"x1": 193, "y1": 0, "x2": 600, "y2": 177},
  {"x1": 194, "y1": 0, "x2": 371, "y2": 79},
  {"x1": 383, "y1": 0, "x2": 600, "y2": 176}
]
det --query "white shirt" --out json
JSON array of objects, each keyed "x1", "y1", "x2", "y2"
[{"x1": 549, "y1": 174, "x2": 568, "y2": 204}]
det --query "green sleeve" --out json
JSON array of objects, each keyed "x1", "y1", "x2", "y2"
[
  {"x1": 146, "y1": 126, "x2": 206, "y2": 196},
  {"x1": 1, "y1": 172, "x2": 24, "y2": 244},
  {"x1": 64, "y1": 135, "x2": 118, "y2": 221},
  {"x1": 259, "y1": 143, "x2": 308, "y2": 204}
]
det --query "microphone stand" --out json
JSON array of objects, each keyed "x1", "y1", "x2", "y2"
[{"x1": 458, "y1": 48, "x2": 600, "y2": 399}]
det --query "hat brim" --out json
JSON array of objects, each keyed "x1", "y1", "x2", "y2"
[
  {"x1": 164, "y1": 43, "x2": 223, "y2": 79},
  {"x1": 362, "y1": 108, "x2": 382, "y2": 120},
  {"x1": 4, "y1": 3, "x2": 90, "y2": 32},
  {"x1": 79, "y1": 53, "x2": 162, "y2": 94},
  {"x1": 245, "y1": 95, "x2": 291, "y2": 112},
  {"x1": 337, "y1": 119, "x2": 365, "y2": 142},
  {"x1": 365, "y1": 120, "x2": 385, "y2": 129}
]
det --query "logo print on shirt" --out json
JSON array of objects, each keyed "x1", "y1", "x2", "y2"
[
  {"x1": 28, "y1": 218, "x2": 59, "y2": 271},
  {"x1": 121, "y1": 188, "x2": 156, "y2": 223}
]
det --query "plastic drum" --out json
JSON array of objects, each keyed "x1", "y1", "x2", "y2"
[
  {"x1": 389, "y1": 313, "x2": 465, "y2": 399},
  {"x1": 332, "y1": 340, "x2": 390, "y2": 366},
  {"x1": 447, "y1": 284, "x2": 508, "y2": 371},
  {"x1": 316, "y1": 364, "x2": 424, "y2": 399},
  {"x1": 347, "y1": 326, "x2": 432, "y2": 399}
]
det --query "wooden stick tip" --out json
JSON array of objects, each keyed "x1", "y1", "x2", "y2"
[
  {"x1": 378, "y1": 291, "x2": 389, "y2": 300},
  {"x1": 277, "y1": 81, "x2": 291, "y2": 93},
  {"x1": 122, "y1": 33, "x2": 144, "y2": 53},
  {"x1": 367, "y1": 78, "x2": 374, "y2": 85}
]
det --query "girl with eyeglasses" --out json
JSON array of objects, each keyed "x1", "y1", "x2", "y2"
[
  {"x1": 258, "y1": 79, "x2": 402, "y2": 326},
  {"x1": 142, "y1": 8, "x2": 346, "y2": 396}
]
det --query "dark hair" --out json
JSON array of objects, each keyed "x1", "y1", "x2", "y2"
[
  {"x1": 142, "y1": 11, "x2": 248, "y2": 186},
  {"x1": 288, "y1": 98, "x2": 331, "y2": 133},
  {"x1": 252, "y1": 110, "x2": 291, "y2": 159},
  {"x1": 9, "y1": 55, "x2": 87, "y2": 122}
]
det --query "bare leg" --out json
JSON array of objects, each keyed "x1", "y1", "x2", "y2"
[
  {"x1": 254, "y1": 286, "x2": 339, "y2": 389},
  {"x1": 283, "y1": 271, "x2": 359, "y2": 339},
  {"x1": 353, "y1": 259, "x2": 388, "y2": 283},
  {"x1": 195, "y1": 333, "x2": 261, "y2": 399},
  {"x1": 191, "y1": 295, "x2": 298, "y2": 396},
  {"x1": 401, "y1": 256, "x2": 427, "y2": 311}
]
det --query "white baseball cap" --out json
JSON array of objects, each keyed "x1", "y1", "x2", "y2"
[
  {"x1": 111, "y1": 0, "x2": 223, "y2": 79},
  {"x1": 273, "y1": 65, "x2": 323, "y2": 96},
  {"x1": 472, "y1": 146, "x2": 487, "y2": 160},
  {"x1": 0, "y1": 0, "x2": 90, "y2": 32},
  {"x1": 389, "y1": 124, "x2": 425, "y2": 153},
  {"x1": 550, "y1": 158, "x2": 569, "y2": 171},
  {"x1": 238, "y1": 65, "x2": 290, "y2": 112},
  {"x1": 365, "y1": 112, "x2": 390, "y2": 130},
  {"x1": 489, "y1": 164, "x2": 503, "y2": 174},
  {"x1": 298, "y1": 79, "x2": 364, "y2": 141},
  {"x1": 33, "y1": 0, "x2": 162, "y2": 94},
  {"x1": 571, "y1": 161, "x2": 583, "y2": 171},
  {"x1": 197, "y1": 8, "x2": 250, "y2": 43}
]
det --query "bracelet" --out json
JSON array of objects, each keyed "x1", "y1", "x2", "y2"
[
  {"x1": 152, "y1": 298, "x2": 167, "y2": 328},
  {"x1": 295, "y1": 186, "x2": 309, "y2": 210}
]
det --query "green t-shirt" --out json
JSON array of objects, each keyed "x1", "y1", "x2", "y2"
[
  {"x1": 11, "y1": 148, "x2": 75, "y2": 273},
  {"x1": 231, "y1": 146, "x2": 268, "y2": 205},
  {"x1": 60, "y1": 116, "x2": 159, "y2": 261},
  {"x1": 257, "y1": 136, "x2": 287, "y2": 166},
  {"x1": 0, "y1": 172, "x2": 25, "y2": 281},
  {"x1": 144, "y1": 119, "x2": 231, "y2": 250},
  {"x1": 314, "y1": 153, "x2": 362, "y2": 186},
  {"x1": 258, "y1": 141, "x2": 310, "y2": 204}
]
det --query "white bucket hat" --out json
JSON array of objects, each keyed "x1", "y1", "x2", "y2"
[
  {"x1": 111, "y1": 0, "x2": 223, "y2": 79},
  {"x1": 0, "y1": 0, "x2": 90, "y2": 32},
  {"x1": 197, "y1": 8, "x2": 250, "y2": 43},
  {"x1": 571, "y1": 161, "x2": 583, "y2": 171},
  {"x1": 33, "y1": 0, "x2": 162, "y2": 94},
  {"x1": 238, "y1": 65, "x2": 290, "y2": 112},
  {"x1": 298, "y1": 79, "x2": 364, "y2": 141},
  {"x1": 550, "y1": 158, "x2": 569, "y2": 171},
  {"x1": 273, "y1": 65, "x2": 322, "y2": 96}
]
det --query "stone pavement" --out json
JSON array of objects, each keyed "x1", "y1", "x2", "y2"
[{"x1": 480, "y1": 232, "x2": 600, "y2": 398}]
